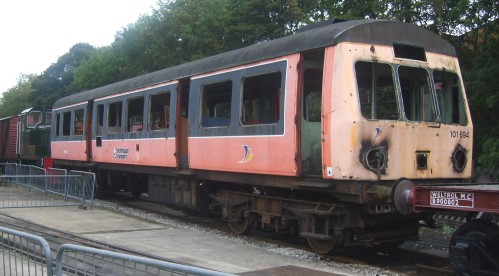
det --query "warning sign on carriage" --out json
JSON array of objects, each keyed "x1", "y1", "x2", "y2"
[{"x1": 430, "y1": 190, "x2": 474, "y2": 208}]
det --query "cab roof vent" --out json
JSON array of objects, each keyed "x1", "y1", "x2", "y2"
[{"x1": 393, "y1": 43, "x2": 426, "y2": 61}]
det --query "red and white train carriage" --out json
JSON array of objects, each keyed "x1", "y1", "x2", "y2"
[{"x1": 49, "y1": 19, "x2": 498, "y2": 270}]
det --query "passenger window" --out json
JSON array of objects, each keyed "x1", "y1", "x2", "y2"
[
  {"x1": 55, "y1": 113, "x2": 61, "y2": 137},
  {"x1": 356, "y1": 62, "x2": 399, "y2": 120},
  {"x1": 73, "y1": 109, "x2": 84, "y2": 136},
  {"x1": 126, "y1": 97, "x2": 144, "y2": 133},
  {"x1": 27, "y1": 111, "x2": 42, "y2": 128},
  {"x1": 107, "y1": 101, "x2": 122, "y2": 134},
  {"x1": 303, "y1": 69, "x2": 322, "y2": 122},
  {"x1": 149, "y1": 92, "x2": 170, "y2": 131},
  {"x1": 96, "y1": 104, "x2": 104, "y2": 136},
  {"x1": 241, "y1": 72, "x2": 281, "y2": 125},
  {"x1": 399, "y1": 66, "x2": 435, "y2": 122},
  {"x1": 201, "y1": 81, "x2": 232, "y2": 127},
  {"x1": 62, "y1": 112, "x2": 71, "y2": 136},
  {"x1": 433, "y1": 71, "x2": 467, "y2": 125}
]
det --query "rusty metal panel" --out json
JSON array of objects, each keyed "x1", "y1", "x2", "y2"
[{"x1": 413, "y1": 184, "x2": 499, "y2": 213}]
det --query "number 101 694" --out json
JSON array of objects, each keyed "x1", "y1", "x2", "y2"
[{"x1": 450, "y1": 130, "x2": 469, "y2": 139}]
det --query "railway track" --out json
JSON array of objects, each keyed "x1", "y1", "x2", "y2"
[{"x1": 0, "y1": 192, "x2": 458, "y2": 275}]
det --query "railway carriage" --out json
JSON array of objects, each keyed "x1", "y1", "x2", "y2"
[
  {"x1": 50, "y1": 19, "x2": 475, "y2": 254},
  {"x1": 0, "y1": 108, "x2": 51, "y2": 165},
  {"x1": 0, "y1": 115, "x2": 19, "y2": 161}
]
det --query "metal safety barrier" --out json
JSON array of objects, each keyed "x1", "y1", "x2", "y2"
[
  {"x1": 46, "y1": 167, "x2": 69, "y2": 198},
  {"x1": 0, "y1": 226, "x2": 53, "y2": 276},
  {"x1": 67, "y1": 170, "x2": 95, "y2": 207},
  {"x1": 0, "y1": 163, "x2": 95, "y2": 209},
  {"x1": 55, "y1": 244, "x2": 233, "y2": 276},
  {"x1": 0, "y1": 225, "x2": 233, "y2": 276}
]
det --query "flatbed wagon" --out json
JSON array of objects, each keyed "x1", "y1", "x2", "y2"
[{"x1": 395, "y1": 180, "x2": 499, "y2": 274}]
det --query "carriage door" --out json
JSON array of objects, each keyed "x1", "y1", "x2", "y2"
[
  {"x1": 176, "y1": 78, "x2": 190, "y2": 169},
  {"x1": 300, "y1": 51, "x2": 324, "y2": 175}
]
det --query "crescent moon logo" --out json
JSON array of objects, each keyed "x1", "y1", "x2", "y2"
[
  {"x1": 239, "y1": 145, "x2": 253, "y2": 163},
  {"x1": 375, "y1": 127, "x2": 382, "y2": 138}
]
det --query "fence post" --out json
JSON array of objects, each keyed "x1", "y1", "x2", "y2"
[
  {"x1": 15, "y1": 164, "x2": 19, "y2": 186},
  {"x1": 45, "y1": 170, "x2": 49, "y2": 195},
  {"x1": 80, "y1": 175, "x2": 85, "y2": 207},
  {"x1": 64, "y1": 176, "x2": 69, "y2": 202},
  {"x1": 29, "y1": 165, "x2": 32, "y2": 187}
]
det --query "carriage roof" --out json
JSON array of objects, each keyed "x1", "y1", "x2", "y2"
[{"x1": 53, "y1": 19, "x2": 456, "y2": 108}]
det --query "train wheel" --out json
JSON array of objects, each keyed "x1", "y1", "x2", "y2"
[
  {"x1": 307, "y1": 237, "x2": 337, "y2": 255},
  {"x1": 228, "y1": 206, "x2": 250, "y2": 235},
  {"x1": 449, "y1": 219, "x2": 499, "y2": 274}
]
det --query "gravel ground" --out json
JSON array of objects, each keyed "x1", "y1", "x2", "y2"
[{"x1": 92, "y1": 198, "x2": 423, "y2": 276}]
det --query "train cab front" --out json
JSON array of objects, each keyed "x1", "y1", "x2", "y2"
[
  {"x1": 319, "y1": 34, "x2": 474, "y2": 250},
  {"x1": 325, "y1": 42, "x2": 472, "y2": 184}
]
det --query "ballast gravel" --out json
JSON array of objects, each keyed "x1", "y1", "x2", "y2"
[{"x1": 93, "y1": 199, "x2": 409, "y2": 276}]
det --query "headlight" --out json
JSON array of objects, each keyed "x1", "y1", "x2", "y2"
[
  {"x1": 362, "y1": 146, "x2": 388, "y2": 174},
  {"x1": 452, "y1": 145, "x2": 467, "y2": 173}
]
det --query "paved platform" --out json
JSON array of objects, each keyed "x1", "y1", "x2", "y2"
[{"x1": 0, "y1": 204, "x2": 356, "y2": 275}]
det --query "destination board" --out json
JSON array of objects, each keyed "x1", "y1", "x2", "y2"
[{"x1": 430, "y1": 190, "x2": 474, "y2": 208}]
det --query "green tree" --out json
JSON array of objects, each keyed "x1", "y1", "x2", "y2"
[
  {"x1": 339, "y1": 0, "x2": 386, "y2": 19},
  {"x1": 0, "y1": 74, "x2": 36, "y2": 117},
  {"x1": 299, "y1": 0, "x2": 342, "y2": 22},
  {"x1": 8, "y1": 0, "x2": 496, "y2": 170},
  {"x1": 461, "y1": 21, "x2": 499, "y2": 169},
  {"x1": 224, "y1": 0, "x2": 304, "y2": 48},
  {"x1": 71, "y1": 46, "x2": 123, "y2": 91},
  {"x1": 30, "y1": 43, "x2": 95, "y2": 107},
  {"x1": 168, "y1": 0, "x2": 230, "y2": 61}
]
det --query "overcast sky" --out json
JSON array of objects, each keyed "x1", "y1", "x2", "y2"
[{"x1": 0, "y1": 0, "x2": 159, "y2": 94}]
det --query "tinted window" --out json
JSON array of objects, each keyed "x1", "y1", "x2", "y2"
[
  {"x1": 241, "y1": 72, "x2": 281, "y2": 125},
  {"x1": 74, "y1": 109, "x2": 84, "y2": 136},
  {"x1": 96, "y1": 104, "x2": 104, "y2": 136},
  {"x1": 62, "y1": 112, "x2": 71, "y2": 136},
  {"x1": 127, "y1": 97, "x2": 144, "y2": 133},
  {"x1": 107, "y1": 101, "x2": 122, "y2": 134},
  {"x1": 201, "y1": 80, "x2": 232, "y2": 128},
  {"x1": 149, "y1": 92, "x2": 171, "y2": 131},
  {"x1": 55, "y1": 113, "x2": 61, "y2": 137}
]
